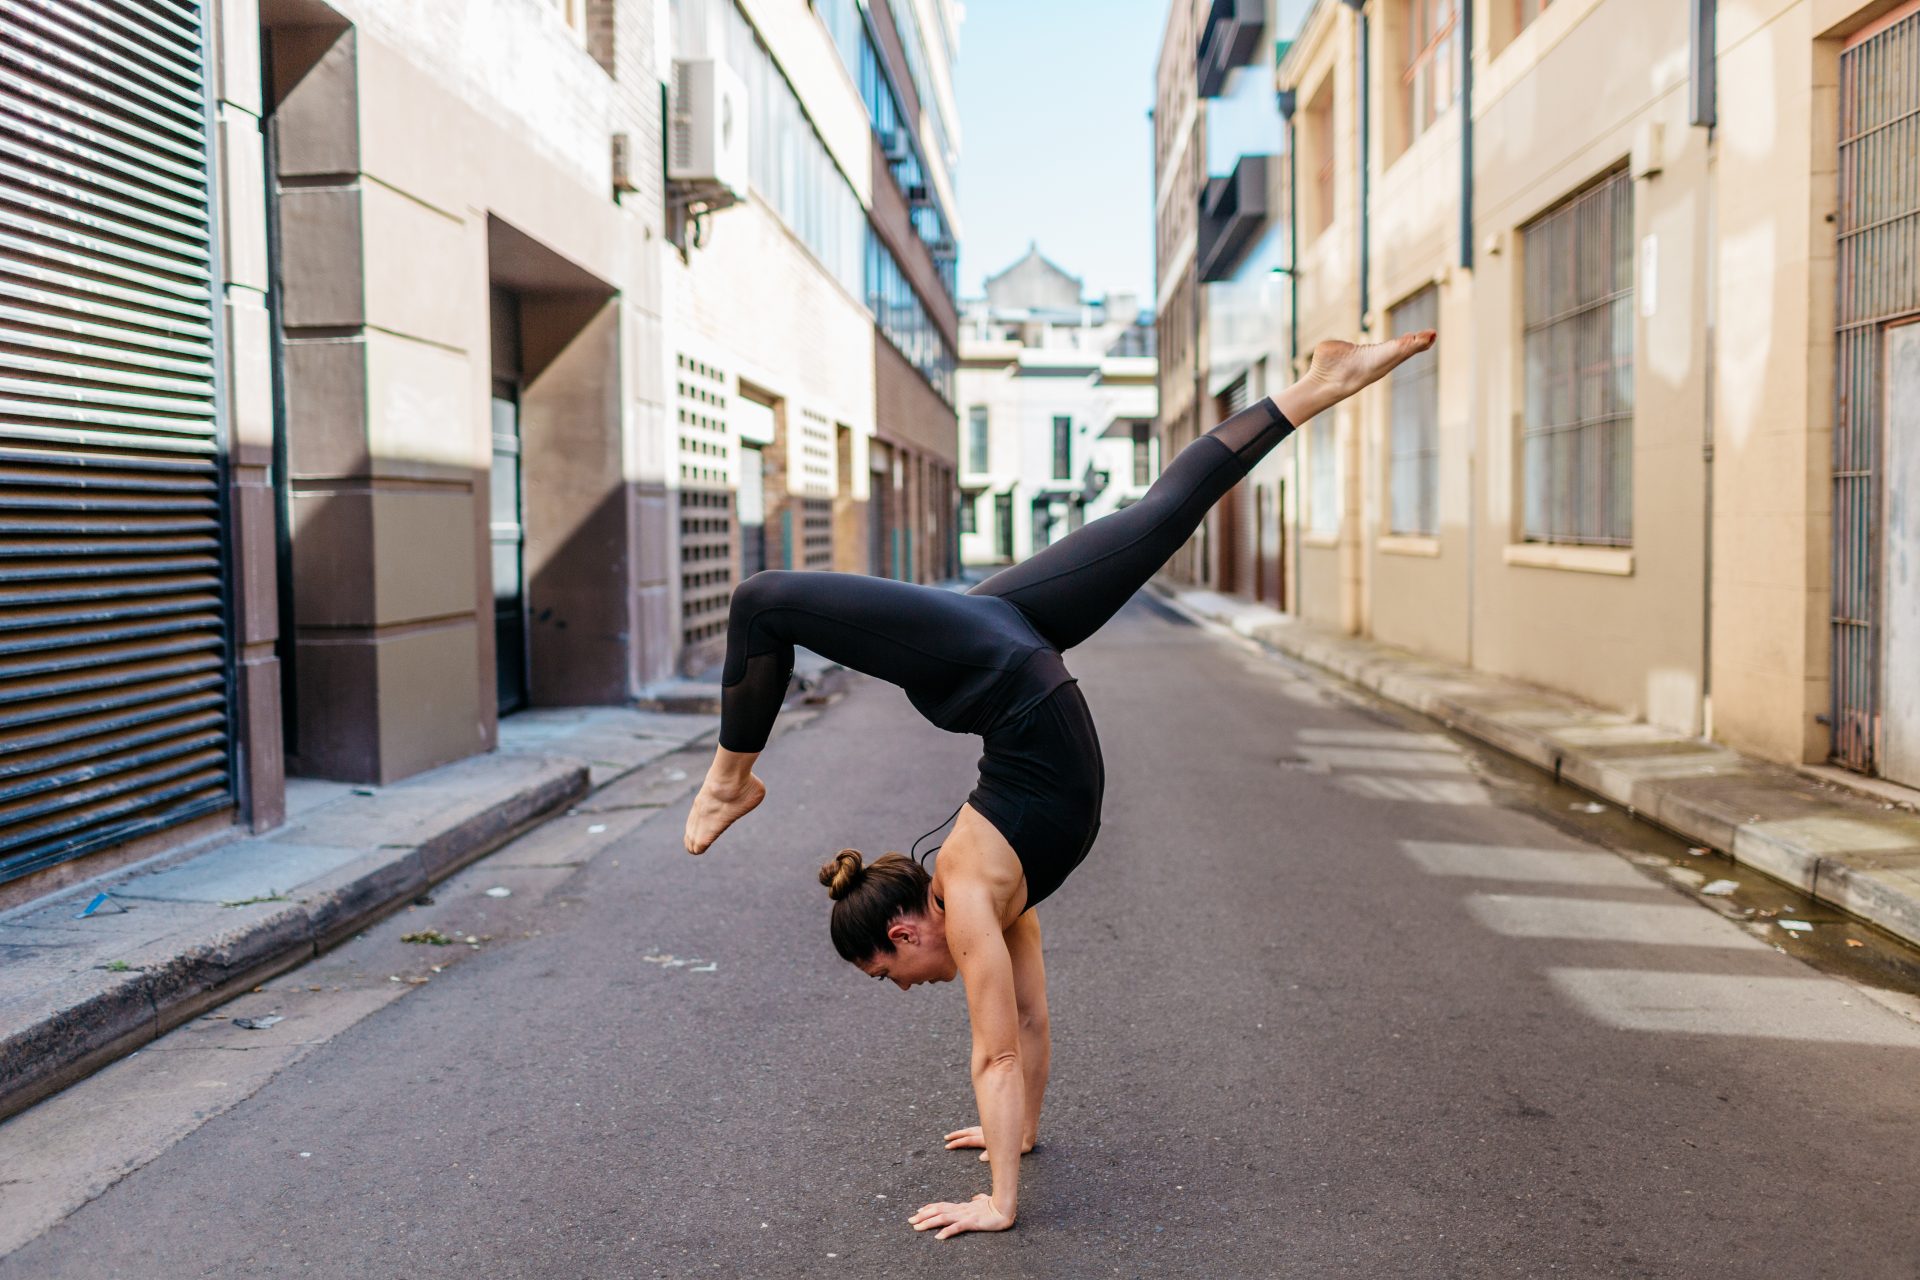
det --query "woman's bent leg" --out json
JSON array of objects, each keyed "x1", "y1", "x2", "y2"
[{"x1": 717, "y1": 570, "x2": 996, "y2": 753}]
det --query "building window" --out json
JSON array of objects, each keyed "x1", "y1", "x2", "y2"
[
  {"x1": 1308, "y1": 418, "x2": 1339, "y2": 536},
  {"x1": 958, "y1": 494, "x2": 977, "y2": 535},
  {"x1": 967, "y1": 404, "x2": 989, "y2": 474},
  {"x1": 1515, "y1": 0, "x2": 1553, "y2": 33},
  {"x1": 1404, "y1": 0, "x2": 1458, "y2": 143},
  {"x1": 994, "y1": 491, "x2": 1014, "y2": 558},
  {"x1": 1306, "y1": 78, "x2": 1336, "y2": 237},
  {"x1": 1132, "y1": 421, "x2": 1153, "y2": 486},
  {"x1": 1388, "y1": 287, "x2": 1440, "y2": 536},
  {"x1": 1521, "y1": 169, "x2": 1634, "y2": 547},
  {"x1": 1053, "y1": 415, "x2": 1072, "y2": 481}
]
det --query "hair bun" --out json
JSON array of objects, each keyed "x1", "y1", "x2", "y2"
[{"x1": 819, "y1": 849, "x2": 865, "y2": 900}]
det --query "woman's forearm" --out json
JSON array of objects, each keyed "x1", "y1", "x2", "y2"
[
  {"x1": 972, "y1": 1055, "x2": 1026, "y2": 1213},
  {"x1": 1019, "y1": 1020, "x2": 1050, "y2": 1144}
]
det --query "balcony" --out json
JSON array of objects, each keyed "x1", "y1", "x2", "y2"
[
  {"x1": 1197, "y1": 154, "x2": 1271, "y2": 283},
  {"x1": 1198, "y1": 0, "x2": 1266, "y2": 98}
]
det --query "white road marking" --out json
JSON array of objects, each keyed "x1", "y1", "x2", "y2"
[
  {"x1": 1298, "y1": 747, "x2": 1472, "y2": 773},
  {"x1": 1402, "y1": 841, "x2": 1654, "y2": 888},
  {"x1": 1296, "y1": 729, "x2": 1456, "y2": 749},
  {"x1": 1337, "y1": 776, "x2": 1490, "y2": 805},
  {"x1": 1466, "y1": 894, "x2": 1769, "y2": 949},
  {"x1": 1546, "y1": 969, "x2": 1920, "y2": 1046}
]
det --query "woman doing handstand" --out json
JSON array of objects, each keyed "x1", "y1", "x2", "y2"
[{"x1": 683, "y1": 333, "x2": 1435, "y2": 1238}]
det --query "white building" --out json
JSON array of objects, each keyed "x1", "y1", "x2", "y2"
[{"x1": 957, "y1": 248, "x2": 1159, "y2": 566}]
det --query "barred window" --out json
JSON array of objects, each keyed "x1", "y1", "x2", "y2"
[
  {"x1": 967, "y1": 405, "x2": 990, "y2": 474},
  {"x1": 1053, "y1": 415, "x2": 1073, "y2": 481},
  {"x1": 1403, "y1": 0, "x2": 1458, "y2": 143},
  {"x1": 1521, "y1": 169, "x2": 1633, "y2": 547},
  {"x1": 1308, "y1": 418, "x2": 1340, "y2": 536},
  {"x1": 1388, "y1": 287, "x2": 1440, "y2": 536},
  {"x1": 1132, "y1": 422, "x2": 1153, "y2": 486},
  {"x1": 959, "y1": 494, "x2": 976, "y2": 535}
]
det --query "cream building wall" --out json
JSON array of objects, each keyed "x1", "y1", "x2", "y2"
[
  {"x1": 1259, "y1": 0, "x2": 1910, "y2": 779},
  {"x1": 1467, "y1": 0, "x2": 1711, "y2": 737},
  {"x1": 271, "y1": 0, "x2": 666, "y2": 779}
]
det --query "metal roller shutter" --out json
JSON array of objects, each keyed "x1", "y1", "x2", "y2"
[{"x1": 0, "y1": 0, "x2": 234, "y2": 883}]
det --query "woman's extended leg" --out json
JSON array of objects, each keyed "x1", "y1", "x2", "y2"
[
  {"x1": 686, "y1": 570, "x2": 1005, "y2": 852},
  {"x1": 969, "y1": 334, "x2": 1434, "y2": 650}
]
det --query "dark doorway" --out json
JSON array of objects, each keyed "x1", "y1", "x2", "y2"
[{"x1": 489, "y1": 287, "x2": 528, "y2": 716}]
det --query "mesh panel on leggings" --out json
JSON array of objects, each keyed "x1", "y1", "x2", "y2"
[{"x1": 720, "y1": 649, "x2": 794, "y2": 753}]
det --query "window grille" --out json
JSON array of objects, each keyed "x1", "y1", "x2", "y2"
[
  {"x1": 1403, "y1": 0, "x2": 1458, "y2": 142},
  {"x1": 1521, "y1": 169, "x2": 1633, "y2": 547}
]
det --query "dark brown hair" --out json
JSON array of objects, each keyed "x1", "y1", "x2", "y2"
[{"x1": 817, "y1": 849, "x2": 930, "y2": 963}]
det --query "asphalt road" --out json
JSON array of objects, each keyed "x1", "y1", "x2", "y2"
[{"x1": 4, "y1": 596, "x2": 1919, "y2": 1279}]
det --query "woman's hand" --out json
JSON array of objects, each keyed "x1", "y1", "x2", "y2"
[
  {"x1": 910, "y1": 1193, "x2": 1015, "y2": 1239},
  {"x1": 943, "y1": 1125, "x2": 1035, "y2": 1162}
]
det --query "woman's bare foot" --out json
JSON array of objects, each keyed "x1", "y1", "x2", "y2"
[
  {"x1": 1285, "y1": 331, "x2": 1437, "y2": 421},
  {"x1": 684, "y1": 772, "x2": 766, "y2": 854}
]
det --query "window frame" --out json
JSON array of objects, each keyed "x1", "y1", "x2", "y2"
[
  {"x1": 1052, "y1": 414, "x2": 1073, "y2": 482},
  {"x1": 1402, "y1": 0, "x2": 1458, "y2": 145},
  {"x1": 1518, "y1": 167, "x2": 1635, "y2": 549},
  {"x1": 1387, "y1": 286, "x2": 1441, "y2": 537}
]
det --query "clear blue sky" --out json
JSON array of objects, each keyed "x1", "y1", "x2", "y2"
[{"x1": 953, "y1": 0, "x2": 1172, "y2": 307}]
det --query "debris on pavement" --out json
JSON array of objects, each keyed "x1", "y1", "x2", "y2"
[
  {"x1": 1701, "y1": 879, "x2": 1740, "y2": 896},
  {"x1": 1777, "y1": 920, "x2": 1814, "y2": 933},
  {"x1": 1688, "y1": 846, "x2": 1712, "y2": 856},
  {"x1": 485, "y1": 886, "x2": 512, "y2": 898},
  {"x1": 588, "y1": 824, "x2": 608, "y2": 834},
  {"x1": 232, "y1": 1015, "x2": 283, "y2": 1030},
  {"x1": 401, "y1": 930, "x2": 454, "y2": 945},
  {"x1": 1570, "y1": 801, "x2": 1607, "y2": 813},
  {"x1": 74, "y1": 892, "x2": 128, "y2": 919},
  {"x1": 1847, "y1": 938, "x2": 1865, "y2": 948}
]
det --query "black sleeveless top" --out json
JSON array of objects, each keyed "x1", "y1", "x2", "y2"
[{"x1": 905, "y1": 595, "x2": 1103, "y2": 912}]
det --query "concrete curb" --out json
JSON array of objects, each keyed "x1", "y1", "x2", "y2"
[
  {"x1": 0, "y1": 757, "x2": 587, "y2": 1123},
  {"x1": 1153, "y1": 582, "x2": 1920, "y2": 952}
]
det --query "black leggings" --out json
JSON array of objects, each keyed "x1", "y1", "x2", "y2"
[{"x1": 717, "y1": 396, "x2": 1295, "y2": 753}]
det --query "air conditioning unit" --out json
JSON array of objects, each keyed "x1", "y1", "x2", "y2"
[
  {"x1": 931, "y1": 236, "x2": 958, "y2": 261},
  {"x1": 881, "y1": 127, "x2": 911, "y2": 164},
  {"x1": 670, "y1": 58, "x2": 749, "y2": 201}
]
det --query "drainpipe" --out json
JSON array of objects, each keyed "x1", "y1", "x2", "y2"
[
  {"x1": 1459, "y1": 0, "x2": 1474, "y2": 270},
  {"x1": 1692, "y1": 0, "x2": 1718, "y2": 738},
  {"x1": 1279, "y1": 85, "x2": 1303, "y2": 615},
  {"x1": 1341, "y1": 0, "x2": 1370, "y2": 333},
  {"x1": 1460, "y1": 0, "x2": 1476, "y2": 666}
]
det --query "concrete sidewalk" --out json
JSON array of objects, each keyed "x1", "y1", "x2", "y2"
[
  {"x1": 0, "y1": 647, "x2": 846, "y2": 1123},
  {"x1": 1157, "y1": 583, "x2": 1920, "y2": 953}
]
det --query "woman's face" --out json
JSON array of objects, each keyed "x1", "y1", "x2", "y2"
[{"x1": 857, "y1": 912, "x2": 956, "y2": 990}]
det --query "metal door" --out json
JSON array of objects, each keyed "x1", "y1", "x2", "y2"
[
  {"x1": 0, "y1": 0, "x2": 236, "y2": 882},
  {"x1": 1832, "y1": 5, "x2": 1920, "y2": 773},
  {"x1": 1881, "y1": 321, "x2": 1920, "y2": 785}
]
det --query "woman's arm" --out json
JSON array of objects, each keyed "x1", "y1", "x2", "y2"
[
  {"x1": 1006, "y1": 909, "x2": 1050, "y2": 1146},
  {"x1": 947, "y1": 908, "x2": 1048, "y2": 1155},
  {"x1": 908, "y1": 879, "x2": 1022, "y2": 1239}
]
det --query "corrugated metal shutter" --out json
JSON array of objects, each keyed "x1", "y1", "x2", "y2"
[{"x1": 0, "y1": 0, "x2": 235, "y2": 882}]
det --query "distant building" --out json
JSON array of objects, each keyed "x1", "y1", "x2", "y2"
[{"x1": 957, "y1": 248, "x2": 1159, "y2": 567}]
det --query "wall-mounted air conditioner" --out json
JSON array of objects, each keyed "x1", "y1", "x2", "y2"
[
  {"x1": 670, "y1": 58, "x2": 749, "y2": 202},
  {"x1": 882, "y1": 127, "x2": 912, "y2": 164}
]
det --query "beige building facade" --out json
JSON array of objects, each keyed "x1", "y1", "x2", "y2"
[
  {"x1": 1173, "y1": 0, "x2": 1920, "y2": 791},
  {"x1": 0, "y1": 0, "x2": 962, "y2": 909}
]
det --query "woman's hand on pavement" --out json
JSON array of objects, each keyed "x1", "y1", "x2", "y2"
[
  {"x1": 943, "y1": 1125, "x2": 1034, "y2": 1162},
  {"x1": 910, "y1": 1193, "x2": 1015, "y2": 1239}
]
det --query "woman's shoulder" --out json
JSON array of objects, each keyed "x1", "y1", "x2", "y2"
[{"x1": 940, "y1": 805, "x2": 1030, "y2": 925}]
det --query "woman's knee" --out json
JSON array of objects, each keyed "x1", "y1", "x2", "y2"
[{"x1": 731, "y1": 569, "x2": 802, "y2": 618}]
